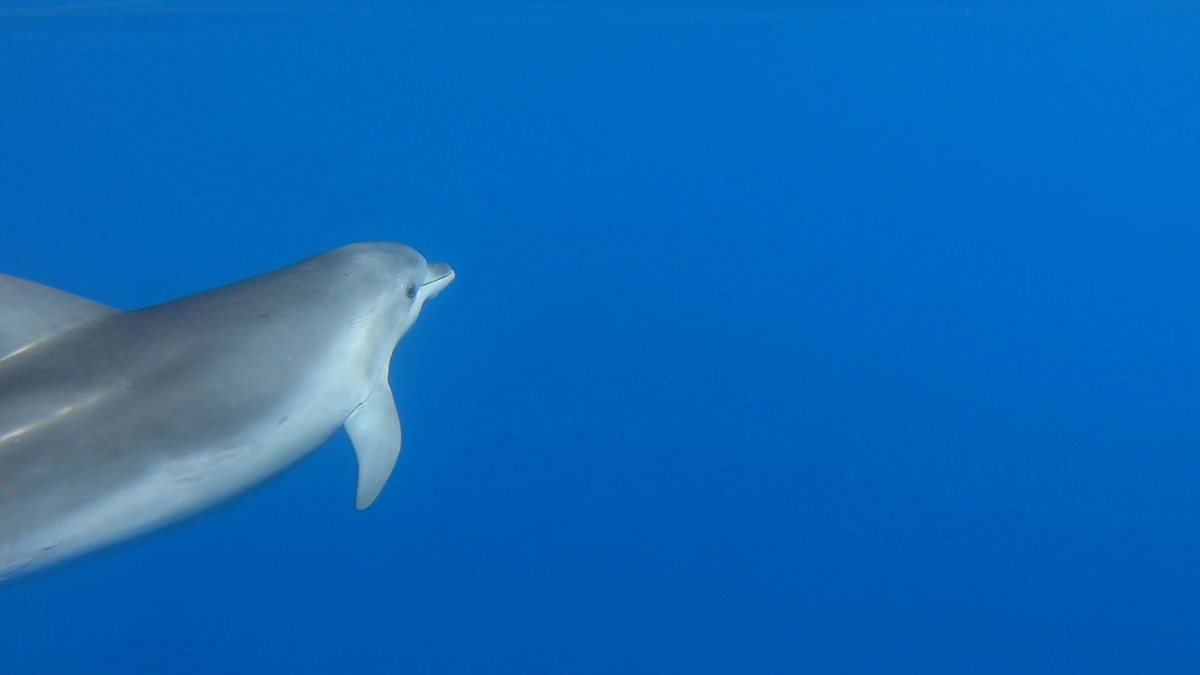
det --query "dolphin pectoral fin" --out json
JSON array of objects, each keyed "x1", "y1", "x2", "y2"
[
  {"x1": 344, "y1": 383, "x2": 403, "y2": 510},
  {"x1": 0, "y1": 274, "x2": 117, "y2": 361}
]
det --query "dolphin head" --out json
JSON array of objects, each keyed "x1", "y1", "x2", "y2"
[{"x1": 332, "y1": 242, "x2": 455, "y2": 349}]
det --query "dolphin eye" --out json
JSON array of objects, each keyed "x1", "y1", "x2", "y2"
[{"x1": 406, "y1": 284, "x2": 418, "y2": 300}]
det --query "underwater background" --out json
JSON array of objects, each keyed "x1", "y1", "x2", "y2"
[{"x1": 2, "y1": 1, "x2": 1200, "y2": 673}]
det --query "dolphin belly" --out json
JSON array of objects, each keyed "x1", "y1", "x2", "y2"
[{"x1": 0, "y1": 351, "x2": 354, "y2": 579}]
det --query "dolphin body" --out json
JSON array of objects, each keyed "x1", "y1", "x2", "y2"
[{"x1": 0, "y1": 242, "x2": 454, "y2": 581}]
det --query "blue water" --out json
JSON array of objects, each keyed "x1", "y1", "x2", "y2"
[{"x1": 2, "y1": 2, "x2": 1199, "y2": 673}]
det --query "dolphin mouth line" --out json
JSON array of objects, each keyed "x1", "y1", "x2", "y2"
[{"x1": 422, "y1": 264, "x2": 455, "y2": 286}]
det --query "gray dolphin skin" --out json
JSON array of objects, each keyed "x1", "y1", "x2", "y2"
[{"x1": 0, "y1": 242, "x2": 454, "y2": 581}]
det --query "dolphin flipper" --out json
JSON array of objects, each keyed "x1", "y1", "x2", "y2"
[
  {"x1": 344, "y1": 381, "x2": 403, "y2": 510},
  {"x1": 0, "y1": 274, "x2": 116, "y2": 361}
]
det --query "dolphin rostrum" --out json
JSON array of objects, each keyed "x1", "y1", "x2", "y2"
[{"x1": 0, "y1": 242, "x2": 454, "y2": 581}]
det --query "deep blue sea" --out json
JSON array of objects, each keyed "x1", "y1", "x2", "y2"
[{"x1": 2, "y1": 2, "x2": 1199, "y2": 673}]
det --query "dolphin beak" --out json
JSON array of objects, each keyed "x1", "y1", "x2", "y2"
[{"x1": 422, "y1": 262, "x2": 455, "y2": 298}]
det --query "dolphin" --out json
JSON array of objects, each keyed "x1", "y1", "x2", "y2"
[{"x1": 0, "y1": 242, "x2": 454, "y2": 581}]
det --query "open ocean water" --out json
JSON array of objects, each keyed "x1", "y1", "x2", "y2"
[{"x1": 1, "y1": 1, "x2": 1199, "y2": 673}]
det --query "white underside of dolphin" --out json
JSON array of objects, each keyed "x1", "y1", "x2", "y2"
[{"x1": 0, "y1": 242, "x2": 454, "y2": 581}]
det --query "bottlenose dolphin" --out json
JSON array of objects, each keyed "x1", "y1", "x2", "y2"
[{"x1": 0, "y1": 242, "x2": 454, "y2": 581}]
